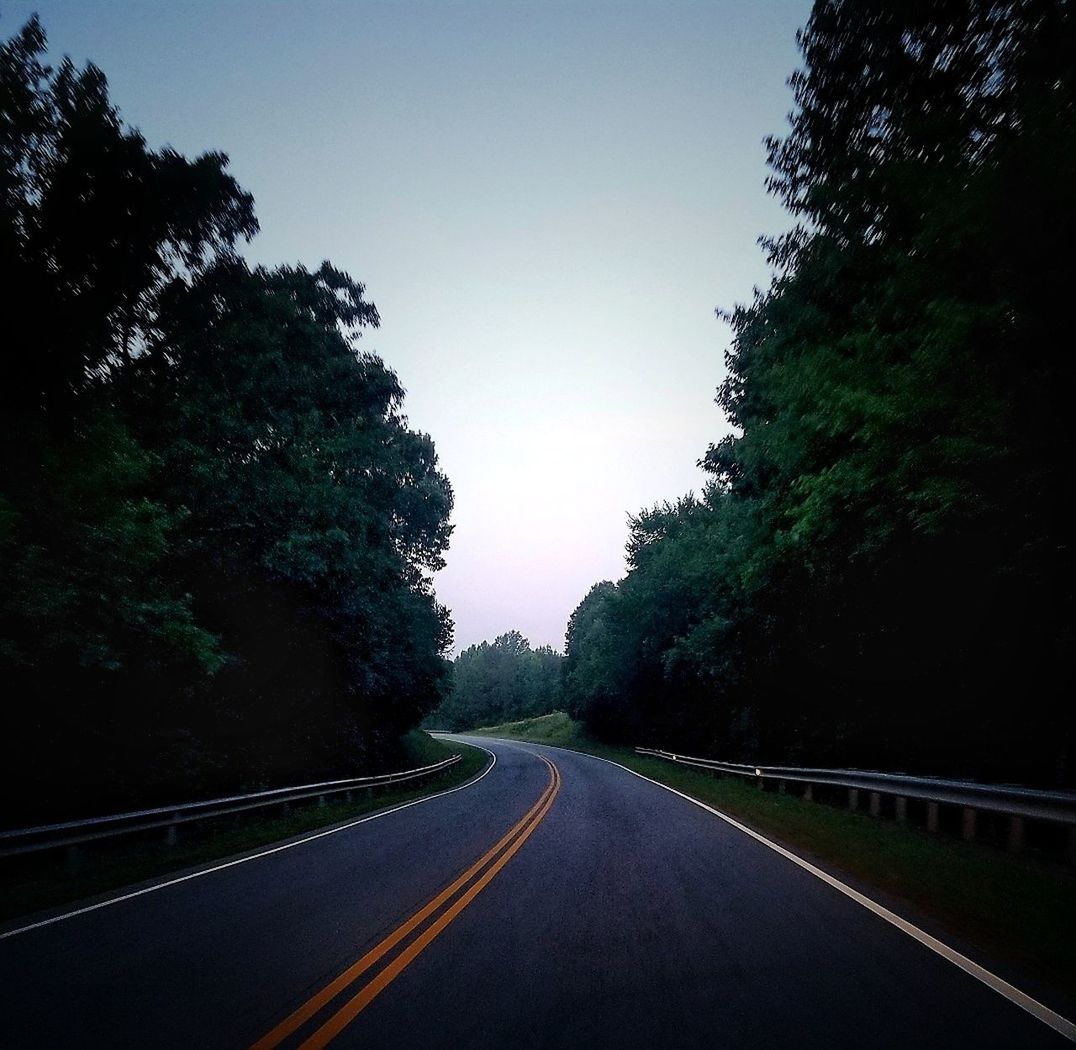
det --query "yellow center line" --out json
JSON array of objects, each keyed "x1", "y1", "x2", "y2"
[
  {"x1": 299, "y1": 762, "x2": 561, "y2": 1050},
  {"x1": 250, "y1": 756, "x2": 559, "y2": 1050}
]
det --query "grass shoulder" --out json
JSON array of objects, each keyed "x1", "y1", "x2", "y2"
[
  {"x1": 1, "y1": 734, "x2": 489, "y2": 926},
  {"x1": 471, "y1": 711, "x2": 1075, "y2": 1000}
]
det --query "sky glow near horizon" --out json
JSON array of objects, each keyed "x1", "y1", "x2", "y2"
[{"x1": 7, "y1": 0, "x2": 811, "y2": 653}]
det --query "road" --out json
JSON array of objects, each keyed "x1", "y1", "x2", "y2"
[{"x1": 1, "y1": 736, "x2": 1072, "y2": 1049}]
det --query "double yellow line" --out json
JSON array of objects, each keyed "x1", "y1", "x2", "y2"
[{"x1": 250, "y1": 755, "x2": 560, "y2": 1050}]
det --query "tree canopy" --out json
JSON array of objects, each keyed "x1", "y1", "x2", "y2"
[
  {"x1": 0, "y1": 18, "x2": 454, "y2": 820},
  {"x1": 566, "y1": 0, "x2": 1075, "y2": 785},
  {"x1": 429, "y1": 631, "x2": 563, "y2": 732}
]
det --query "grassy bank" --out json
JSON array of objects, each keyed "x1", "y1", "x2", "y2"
[
  {"x1": 0, "y1": 733, "x2": 489, "y2": 926},
  {"x1": 472, "y1": 712, "x2": 1075, "y2": 999}
]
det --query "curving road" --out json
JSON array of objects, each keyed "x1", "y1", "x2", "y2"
[{"x1": 0, "y1": 737, "x2": 1072, "y2": 1048}]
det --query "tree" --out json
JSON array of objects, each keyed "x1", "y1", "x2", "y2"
[
  {"x1": 0, "y1": 19, "x2": 456, "y2": 818},
  {"x1": 126, "y1": 259, "x2": 455, "y2": 777},
  {"x1": 0, "y1": 17, "x2": 257, "y2": 424},
  {"x1": 1, "y1": 18, "x2": 255, "y2": 815},
  {"x1": 430, "y1": 632, "x2": 564, "y2": 731},
  {"x1": 566, "y1": 0, "x2": 1075, "y2": 784},
  {"x1": 704, "y1": 0, "x2": 1076, "y2": 778}
]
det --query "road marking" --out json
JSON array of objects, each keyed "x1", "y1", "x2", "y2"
[
  {"x1": 249, "y1": 757, "x2": 558, "y2": 1050},
  {"x1": 471, "y1": 737, "x2": 1076, "y2": 1044},
  {"x1": 0, "y1": 747, "x2": 497, "y2": 942},
  {"x1": 296, "y1": 759, "x2": 559, "y2": 1049},
  {"x1": 300, "y1": 763, "x2": 559, "y2": 1049}
]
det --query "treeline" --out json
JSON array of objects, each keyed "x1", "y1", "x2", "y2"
[
  {"x1": 428, "y1": 632, "x2": 562, "y2": 731},
  {"x1": 0, "y1": 20, "x2": 453, "y2": 821},
  {"x1": 565, "y1": 0, "x2": 1075, "y2": 786}
]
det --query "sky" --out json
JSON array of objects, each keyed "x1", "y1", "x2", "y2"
[{"x1": 5, "y1": 0, "x2": 810, "y2": 652}]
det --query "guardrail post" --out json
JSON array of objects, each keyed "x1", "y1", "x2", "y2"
[
  {"x1": 165, "y1": 816, "x2": 178, "y2": 846},
  {"x1": 803, "y1": 784, "x2": 813, "y2": 801},
  {"x1": 927, "y1": 802, "x2": 939, "y2": 832},
  {"x1": 961, "y1": 806, "x2": 977, "y2": 842},
  {"x1": 318, "y1": 794, "x2": 326, "y2": 808},
  {"x1": 65, "y1": 844, "x2": 82, "y2": 871},
  {"x1": 778, "y1": 780, "x2": 787, "y2": 794},
  {"x1": 1006, "y1": 816, "x2": 1024, "y2": 853},
  {"x1": 895, "y1": 796, "x2": 907, "y2": 823},
  {"x1": 869, "y1": 792, "x2": 881, "y2": 817},
  {"x1": 345, "y1": 790, "x2": 353, "y2": 803},
  {"x1": 848, "y1": 788, "x2": 859, "y2": 810}
]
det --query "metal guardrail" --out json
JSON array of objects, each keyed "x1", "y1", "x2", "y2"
[
  {"x1": 635, "y1": 748, "x2": 1076, "y2": 825},
  {"x1": 0, "y1": 754, "x2": 463, "y2": 858},
  {"x1": 636, "y1": 747, "x2": 1076, "y2": 857}
]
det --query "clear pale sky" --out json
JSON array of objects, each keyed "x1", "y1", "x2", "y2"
[{"x1": 5, "y1": 0, "x2": 810, "y2": 652}]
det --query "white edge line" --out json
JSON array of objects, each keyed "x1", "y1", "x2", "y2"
[
  {"x1": 463, "y1": 735, "x2": 1076, "y2": 1043},
  {"x1": 0, "y1": 746, "x2": 497, "y2": 942}
]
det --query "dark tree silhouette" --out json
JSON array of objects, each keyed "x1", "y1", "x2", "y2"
[
  {"x1": 0, "y1": 19, "x2": 455, "y2": 821},
  {"x1": 567, "y1": 0, "x2": 1076, "y2": 785}
]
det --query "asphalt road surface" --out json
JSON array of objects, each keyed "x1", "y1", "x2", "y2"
[{"x1": 1, "y1": 737, "x2": 1072, "y2": 1049}]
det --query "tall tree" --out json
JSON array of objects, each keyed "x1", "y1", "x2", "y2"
[
  {"x1": 0, "y1": 19, "x2": 456, "y2": 818},
  {"x1": 567, "y1": 0, "x2": 1075, "y2": 784},
  {"x1": 125, "y1": 259, "x2": 454, "y2": 777},
  {"x1": 705, "y1": 0, "x2": 1076, "y2": 778},
  {"x1": 430, "y1": 632, "x2": 563, "y2": 731},
  {"x1": 1, "y1": 17, "x2": 256, "y2": 813},
  {"x1": 0, "y1": 16, "x2": 257, "y2": 423}
]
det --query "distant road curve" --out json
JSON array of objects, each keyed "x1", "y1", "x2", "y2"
[{"x1": 1, "y1": 737, "x2": 1072, "y2": 1048}]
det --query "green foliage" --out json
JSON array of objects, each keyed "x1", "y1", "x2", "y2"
[
  {"x1": 565, "y1": 491, "x2": 756, "y2": 749},
  {"x1": 0, "y1": 411, "x2": 221, "y2": 680},
  {"x1": 472, "y1": 711, "x2": 587, "y2": 749},
  {"x1": 429, "y1": 631, "x2": 563, "y2": 731},
  {"x1": 566, "y1": 0, "x2": 1075, "y2": 784},
  {"x1": 0, "y1": 18, "x2": 454, "y2": 821},
  {"x1": 563, "y1": 581, "x2": 624, "y2": 730},
  {"x1": 126, "y1": 258, "x2": 455, "y2": 767},
  {"x1": 0, "y1": 17, "x2": 257, "y2": 419}
]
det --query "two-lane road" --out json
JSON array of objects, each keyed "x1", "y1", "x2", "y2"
[{"x1": 1, "y1": 738, "x2": 1071, "y2": 1048}]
